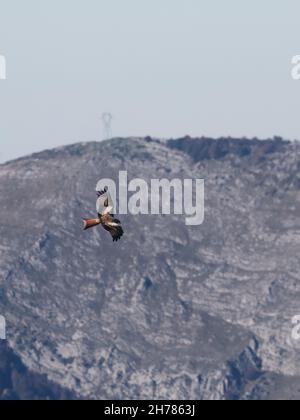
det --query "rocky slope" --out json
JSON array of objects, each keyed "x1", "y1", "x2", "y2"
[{"x1": 0, "y1": 136, "x2": 300, "y2": 400}]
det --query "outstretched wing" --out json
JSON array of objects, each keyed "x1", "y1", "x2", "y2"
[
  {"x1": 101, "y1": 214, "x2": 124, "y2": 242},
  {"x1": 96, "y1": 187, "x2": 114, "y2": 216}
]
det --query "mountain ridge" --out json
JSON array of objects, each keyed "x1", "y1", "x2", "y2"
[{"x1": 1, "y1": 135, "x2": 293, "y2": 166}]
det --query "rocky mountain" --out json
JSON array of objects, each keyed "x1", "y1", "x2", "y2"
[{"x1": 0, "y1": 136, "x2": 300, "y2": 400}]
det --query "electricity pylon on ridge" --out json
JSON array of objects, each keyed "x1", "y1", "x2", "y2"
[{"x1": 102, "y1": 113, "x2": 113, "y2": 140}]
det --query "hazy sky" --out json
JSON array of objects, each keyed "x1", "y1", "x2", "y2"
[{"x1": 0, "y1": 0, "x2": 300, "y2": 162}]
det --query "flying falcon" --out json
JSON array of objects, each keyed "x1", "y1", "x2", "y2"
[{"x1": 83, "y1": 187, "x2": 124, "y2": 242}]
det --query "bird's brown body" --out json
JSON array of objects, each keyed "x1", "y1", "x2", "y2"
[{"x1": 83, "y1": 214, "x2": 117, "y2": 230}]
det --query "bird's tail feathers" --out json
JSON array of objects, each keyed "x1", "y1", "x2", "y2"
[{"x1": 83, "y1": 218, "x2": 101, "y2": 230}]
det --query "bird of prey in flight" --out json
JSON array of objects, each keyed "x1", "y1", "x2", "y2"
[{"x1": 83, "y1": 187, "x2": 124, "y2": 242}]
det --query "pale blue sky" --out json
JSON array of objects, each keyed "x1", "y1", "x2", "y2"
[{"x1": 0, "y1": 0, "x2": 300, "y2": 162}]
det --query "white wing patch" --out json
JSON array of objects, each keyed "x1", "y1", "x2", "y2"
[{"x1": 108, "y1": 222, "x2": 120, "y2": 227}]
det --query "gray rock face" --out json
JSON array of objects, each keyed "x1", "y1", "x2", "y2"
[
  {"x1": 0, "y1": 136, "x2": 300, "y2": 400},
  {"x1": 0, "y1": 342, "x2": 76, "y2": 400}
]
